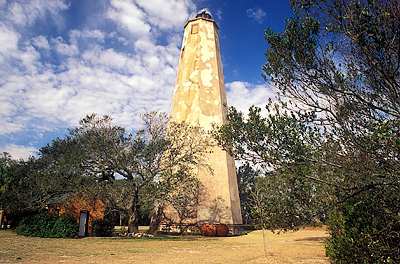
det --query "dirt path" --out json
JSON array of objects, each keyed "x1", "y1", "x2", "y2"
[{"x1": 0, "y1": 228, "x2": 329, "y2": 263}]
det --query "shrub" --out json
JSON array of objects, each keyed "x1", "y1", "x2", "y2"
[
  {"x1": 15, "y1": 212, "x2": 56, "y2": 237},
  {"x1": 52, "y1": 215, "x2": 79, "y2": 238},
  {"x1": 15, "y1": 213, "x2": 78, "y2": 238},
  {"x1": 91, "y1": 219, "x2": 114, "y2": 237},
  {"x1": 326, "y1": 195, "x2": 400, "y2": 264}
]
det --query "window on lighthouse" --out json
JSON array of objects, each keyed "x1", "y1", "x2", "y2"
[{"x1": 191, "y1": 24, "x2": 199, "y2": 34}]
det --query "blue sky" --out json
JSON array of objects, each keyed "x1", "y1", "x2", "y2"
[{"x1": 0, "y1": 0, "x2": 294, "y2": 159}]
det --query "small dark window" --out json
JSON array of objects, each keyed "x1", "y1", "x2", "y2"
[{"x1": 191, "y1": 24, "x2": 199, "y2": 34}]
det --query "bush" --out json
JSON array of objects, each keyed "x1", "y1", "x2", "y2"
[
  {"x1": 15, "y1": 212, "x2": 78, "y2": 238},
  {"x1": 91, "y1": 219, "x2": 114, "y2": 237},
  {"x1": 52, "y1": 215, "x2": 79, "y2": 238},
  {"x1": 326, "y1": 195, "x2": 400, "y2": 264},
  {"x1": 15, "y1": 212, "x2": 56, "y2": 237}
]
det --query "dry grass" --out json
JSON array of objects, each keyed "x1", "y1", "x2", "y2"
[{"x1": 0, "y1": 227, "x2": 329, "y2": 263}]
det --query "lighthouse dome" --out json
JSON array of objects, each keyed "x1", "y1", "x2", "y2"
[{"x1": 196, "y1": 9, "x2": 211, "y2": 19}]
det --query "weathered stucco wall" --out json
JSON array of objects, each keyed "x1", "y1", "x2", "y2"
[{"x1": 169, "y1": 16, "x2": 242, "y2": 226}]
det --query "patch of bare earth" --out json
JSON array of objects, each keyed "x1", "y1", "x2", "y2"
[{"x1": 0, "y1": 228, "x2": 329, "y2": 263}]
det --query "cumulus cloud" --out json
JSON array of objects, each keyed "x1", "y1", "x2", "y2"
[
  {"x1": 69, "y1": 29, "x2": 106, "y2": 44},
  {"x1": 107, "y1": 0, "x2": 196, "y2": 42},
  {"x1": 0, "y1": 22, "x2": 20, "y2": 57},
  {"x1": 5, "y1": 0, "x2": 69, "y2": 26},
  {"x1": 107, "y1": 0, "x2": 152, "y2": 38},
  {"x1": 0, "y1": 118, "x2": 24, "y2": 135},
  {"x1": 32, "y1": 35, "x2": 50, "y2": 49},
  {"x1": 0, "y1": 0, "x2": 197, "y2": 159},
  {"x1": 136, "y1": 0, "x2": 194, "y2": 30},
  {"x1": 226, "y1": 81, "x2": 277, "y2": 113},
  {"x1": 0, "y1": 0, "x2": 277, "y2": 161},
  {"x1": 246, "y1": 7, "x2": 267, "y2": 24},
  {"x1": 51, "y1": 36, "x2": 79, "y2": 56},
  {"x1": 3, "y1": 144, "x2": 38, "y2": 159}
]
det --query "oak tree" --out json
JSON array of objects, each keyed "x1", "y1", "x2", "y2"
[{"x1": 215, "y1": 0, "x2": 400, "y2": 262}]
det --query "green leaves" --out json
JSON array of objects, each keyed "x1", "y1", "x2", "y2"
[
  {"x1": 251, "y1": 169, "x2": 326, "y2": 231},
  {"x1": 258, "y1": 0, "x2": 400, "y2": 262},
  {"x1": 215, "y1": 1, "x2": 400, "y2": 261},
  {"x1": 0, "y1": 153, "x2": 76, "y2": 218},
  {"x1": 213, "y1": 103, "x2": 328, "y2": 230},
  {"x1": 2, "y1": 111, "x2": 211, "y2": 233},
  {"x1": 15, "y1": 213, "x2": 78, "y2": 238},
  {"x1": 214, "y1": 103, "x2": 320, "y2": 169}
]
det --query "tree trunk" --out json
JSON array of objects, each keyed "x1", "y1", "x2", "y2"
[
  {"x1": 127, "y1": 192, "x2": 140, "y2": 233},
  {"x1": 127, "y1": 211, "x2": 139, "y2": 233},
  {"x1": 263, "y1": 228, "x2": 267, "y2": 257},
  {"x1": 149, "y1": 203, "x2": 164, "y2": 231}
]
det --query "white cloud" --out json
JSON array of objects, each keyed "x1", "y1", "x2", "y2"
[
  {"x1": 69, "y1": 29, "x2": 106, "y2": 45},
  {"x1": 0, "y1": 118, "x2": 24, "y2": 135},
  {"x1": 226, "y1": 81, "x2": 277, "y2": 113},
  {"x1": 32, "y1": 35, "x2": 50, "y2": 49},
  {"x1": 0, "y1": 0, "x2": 198, "y2": 159},
  {"x1": 107, "y1": 0, "x2": 195, "y2": 39},
  {"x1": 108, "y1": 0, "x2": 151, "y2": 38},
  {"x1": 82, "y1": 46, "x2": 134, "y2": 72},
  {"x1": 0, "y1": 22, "x2": 20, "y2": 56},
  {"x1": 117, "y1": 36, "x2": 129, "y2": 46},
  {"x1": 3, "y1": 0, "x2": 69, "y2": 26},
  {"x1": 51, "y1": 36, "x2": 79, "y2": 56},
  {"x1": 216, "y1": 9, "x2": 223, "y2": 21},
  {"x1": 21, "y1": 45, "x2": 42, "y2": 72},
  {"x1": 246, "y1": 7, "x2": 266, "y2": 24},
  {"x1": 3, "y1": 144, "x2": 38, "y2": 159},
  {"x1": 5, "y1": 0, "x2": 69, "y2": 26},
  {"x1": 136, "y1": 0, "x2": 194, "y2": 30},
  {"x1": 1, "y1": 40, "x2": 178, "y2": 133},
  {"x1": 7, "y1": 2, "x2": 26, "y2": 25}
]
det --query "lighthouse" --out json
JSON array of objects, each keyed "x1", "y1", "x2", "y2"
[{"x1": 154, "y1": 9, "x2": 242, "y2": 232}]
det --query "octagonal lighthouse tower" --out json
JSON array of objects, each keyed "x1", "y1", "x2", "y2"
[{"x1": 155, "y1": 10, "x2": 242, "y2": 231}]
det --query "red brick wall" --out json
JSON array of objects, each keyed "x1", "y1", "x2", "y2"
[{"x1": 48, "y1": 194, "x2": 106, "y2": 235}]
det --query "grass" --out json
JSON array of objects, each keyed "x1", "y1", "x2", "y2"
[{"x1": 0, "y1": 227, "x2": 329, "y2": 263}]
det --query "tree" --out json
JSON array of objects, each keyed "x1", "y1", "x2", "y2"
[
  {"x1": 216, "y1": 104, "x2": 400, "y2": 262},
  {"x1": 0, "y1": 154, "x2": 43, "y2": 218},
  {"x1": 213, "y1": 104, "x2": 330, "y2": 229},
  {"x1": 215, "y1": 0, "x2": 399, "y2": 262},
  {"x1": 40, "y1": 112, "x2": 168, "y2": 232},
  {"x1": 157, "y1": 169, "x2": 200, "y2": 233},
  {"x1": 152, "y1": 121, "x2": 213, "y2": 233},
  {"x1": 0, "y1": 152, "x2": 81, "y2": 222},
  {"x1": 41, "y1": 112, "x2": 211, "y2": 233},
  {"x1": 264, "y1": 0, "x2": 400, "y2": 124},
  {"x1": 100, "y1": 178, "x2": 156, "y2": 228},
  {"x1": 236, "y1": 163, "x2": 259, "y2": 223},
  {"x1": 263, "y1": 0, "x2": 400, "y2": 262}
]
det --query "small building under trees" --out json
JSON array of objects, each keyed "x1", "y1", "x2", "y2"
[{"x1": 45, "y1": 193, "x2": 106, "y2": 236}]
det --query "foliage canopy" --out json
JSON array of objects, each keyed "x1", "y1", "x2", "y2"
[
  {"x1": 214, "y1": 0, "x2": 400, "y2": 262},
  {"x1": 38, "y1": 111, "x2": 210, "y2": 233}
]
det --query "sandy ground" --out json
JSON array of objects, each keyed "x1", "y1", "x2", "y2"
[{"x1": 0, "y1": 228, "x2": 330, "y2": 263}]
